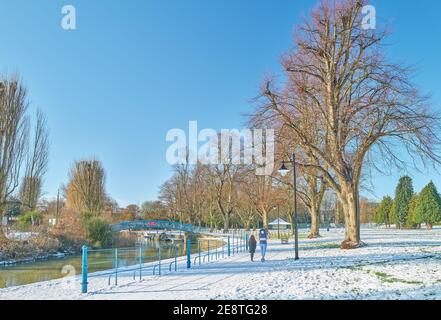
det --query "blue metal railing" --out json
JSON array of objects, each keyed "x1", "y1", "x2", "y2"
[
  {"x1": 81, "y1": 230, "x2": 251, "y2": 293},
  {"x1": 111, "y1": 220, "x2": 194, "y2": 233}
]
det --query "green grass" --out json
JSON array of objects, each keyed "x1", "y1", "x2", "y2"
[
  {"x1": 303, "y1": 242, "x2": 341, "y2": 249},
  {"x1": 370, "y1": 270, "x2": 423, "y2": 285},
  {"x1": 317, "y1": 243, "x2": 341, "y2": 249}
]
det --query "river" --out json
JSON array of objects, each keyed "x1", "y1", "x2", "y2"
[{"x1": 0, "y1": 240, "x2": 207, "y2": 289}]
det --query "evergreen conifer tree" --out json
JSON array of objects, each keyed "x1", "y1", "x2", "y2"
[
  {"x1": 375, "y1": 196, "x2": 393, "y2": 227},
  {"x1": 393, "y1": 176, "x2": 414, "y2": 229},
  {"x1": 414, "y1": 182, "x2": 441, "y2": 230},
  {"x1": 406, "y1": 195, "x2": 419, "y2": 229}
]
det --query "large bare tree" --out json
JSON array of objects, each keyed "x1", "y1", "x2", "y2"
[{"x1": 257, "y1": 0, "x2": 441, "y2": 248}]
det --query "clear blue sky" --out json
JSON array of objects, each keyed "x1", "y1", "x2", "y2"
[{"x1": 0, "y1": 0, "x2": 440, "y2": 206}]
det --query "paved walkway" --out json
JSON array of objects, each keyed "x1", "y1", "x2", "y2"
[{"x1": 86, "y1": 240, "x2": 294, "y2": 300}]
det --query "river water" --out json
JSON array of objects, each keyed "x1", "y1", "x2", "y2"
[{"x1": 0, "y1": 241, "x2": 210, "y2": 289}]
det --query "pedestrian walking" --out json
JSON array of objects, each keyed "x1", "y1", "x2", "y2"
[
  {"x1": 248, "y1": 235, "x2": 257, "y2": 262},
  {"x1": 259, "y1": 228, "x2": 268, "y2": 262}
]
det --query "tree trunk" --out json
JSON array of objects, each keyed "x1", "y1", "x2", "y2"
[
  {"x1": 261, "y1": 208, "x2": 269, "y2": 230},
  {"x1": 334, "y1": 200, "x2": 340, "y2": 226},
  {"x1": 427, "y1": 223, "x2": 433, "y2": 230},
  {"x1": 308, "y1": 205, "x2": 321, "y2": 239},
  {"x1": 340, "y1": 184, "x2": 362, "y2": 249},
  {"x1": 223, "y1": 213, "x2": 230, "y2": 233}
]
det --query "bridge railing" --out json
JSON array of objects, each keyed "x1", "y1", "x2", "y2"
[
  {"x1": 110, "y1": 220, "x2": 194, "y2": 233},
  {"x1": 80, "y1": 232, "x2": 250, "y2": 294}
]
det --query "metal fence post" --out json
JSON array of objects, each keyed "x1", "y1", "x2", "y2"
[
  {"x1": 246, "y1": 234, "x2": 249, "y2": 252},
  {"x1": 232, "y1": 233, "x2": 235, "y2": 255},
  {"x1": 139, "y1": 246, "x2": 142, "y2": 281},
  {"x1": 158, "y1": 242, "x2": 162, "y2": 276},
  {"x1": 174, "y1": 244, "x2": 178, "y2": 272},
  {"x1": 208, "y1": 240, "x2": 210, "y2": 262},
  {"x1": 114, "y1": 248, "x2": 119, "y2": 285},
  {"x1": 186, "y1": 238, "x2": 191, "y2": 269},
  {"x1": 228, "y1": 235, "x2": 231, "y2": 257},
  {"x1": 81, "y1": 245, "x2": 88, "y2": 294},
  {"x1": 198, "y1": 240, "x2": 201, "y2": 266}
]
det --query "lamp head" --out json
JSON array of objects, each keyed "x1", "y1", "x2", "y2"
[{"x1": 278, "y1": 161, "x2": 289, "y2": 177}]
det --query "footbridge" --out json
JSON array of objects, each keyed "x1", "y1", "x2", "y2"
[{"x1": 110, "y1": 220, "x2": 194, "y2": 233}]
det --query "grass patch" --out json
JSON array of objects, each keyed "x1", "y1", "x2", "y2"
[
  {"x1": 304, "y1": 242, "x2": 341, "y2": 249},
  {"x1": 317, "y1": 243, "x2": 341, "y2": 249},
  {"x1": 370, "y1": 270, "x2": 423, "y2": 285}
]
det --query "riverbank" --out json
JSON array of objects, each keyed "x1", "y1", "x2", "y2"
[
  {"x1": 0, "y1": 230, "x2": 80, "y2": 268},
  {"x1": 1, "y1": 227, "x2": 441, "y2": 300},
  {"x1": 0, "y1": 251, "x2": 70, "y2": 267}
]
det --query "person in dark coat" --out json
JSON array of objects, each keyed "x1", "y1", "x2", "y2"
[{"x1": 248, "y1": 235, "x2": 257, "y2": 262}]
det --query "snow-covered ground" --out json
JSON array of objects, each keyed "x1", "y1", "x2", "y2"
[
  {"x1": 5, "y1": 232, "x2": 38, "y2": 241},
  {"x1": 1, "y1": 227, "x2": 441, "y2": 300}
]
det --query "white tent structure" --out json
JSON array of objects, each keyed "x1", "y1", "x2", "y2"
[{"x1": 268, "y1": 218, "x2": 291, "y2": 230}]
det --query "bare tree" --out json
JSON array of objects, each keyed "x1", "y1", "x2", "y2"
[
  {"x1": 0, "y1": 77, "x2": 29, "y2": 217},
  {"x1": 239, "y1": 167, "x2": 276, "y2": 229},
  {"x1": 206, "y1": 163, "x2": 241, "y2": 232},
  {"x1": 20, "y1": 110, "x2": 49, "y2": 211},
  {"x1": 278, "y1": 127, "x2": 328, "y2": 238},
  {"x1": 65, "y1": 159, "x2": 106, "y2": 216},
  {"x1": 256, "y1": 0, "x2": 441, "y2": 248}
]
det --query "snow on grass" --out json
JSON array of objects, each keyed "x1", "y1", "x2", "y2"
[{"x1": 0, "y1": 227, "x2": 440, "y2": 300}]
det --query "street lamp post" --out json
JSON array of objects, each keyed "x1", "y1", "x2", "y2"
[
  {"x1": 277, "y1": 205, "x2": 280, "y2": 239},
  {"x1": 278, "y1": 153, "x2": 299, "y2": 260},
  {"x1": 273, "y1": 205, "x2": 280, "y2": 239}
]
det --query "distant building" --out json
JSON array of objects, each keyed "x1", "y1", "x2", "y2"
[{"x1": 268, "y1": 218, "x2": 291, "y2": 230}]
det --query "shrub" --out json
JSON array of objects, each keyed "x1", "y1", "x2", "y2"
[
  {"x1": 49, "y1": 209, "x2": 87, "y2": 250},
  {"x1": 86, "y1": 218, "x2": 112, "y2": 248},
  {"x1": 17, "y1": 211, "x2": 44, "y2": 229}
]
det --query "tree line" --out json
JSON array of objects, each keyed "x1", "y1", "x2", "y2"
[
  {"x1": 376, "y1": 177, "x2": 441, "y2": 230},
  {"x1": 160, "y1": 0, "x2": 441, "y2": 249}
]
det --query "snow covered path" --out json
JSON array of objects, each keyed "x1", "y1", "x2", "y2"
[{"x1": 1, "y1": 228, "x2": 441, "y2": 300}]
